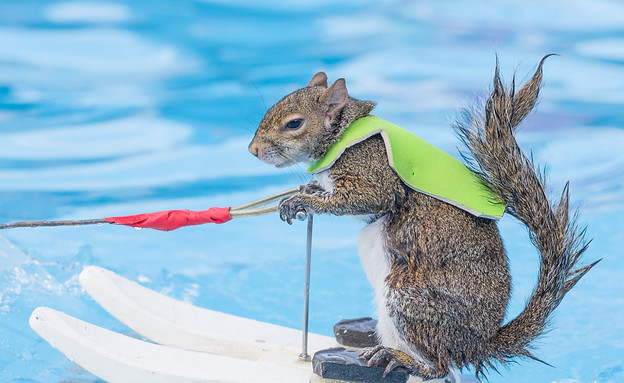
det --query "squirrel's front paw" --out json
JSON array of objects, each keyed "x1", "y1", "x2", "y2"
[{"x1": 279, "y1": 195, "x2": 309, "y2": 225}]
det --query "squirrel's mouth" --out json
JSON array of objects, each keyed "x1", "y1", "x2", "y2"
[
  {"x1": 257, "y1": 154, "x2": 292, "y2": 168},
  {"x1": 256, "y1": 147, "x2": 298, "y2": 168},
  {"x1": 266, "y1": 156, "x2": 295, "y2": 168},
  {"x1": 274, "y1": 161, "x2": 294, "y2": 168}
]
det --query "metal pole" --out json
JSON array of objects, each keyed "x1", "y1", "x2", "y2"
[{"x1": 298, "y1": 213, "x2": 313, "y2": 361}]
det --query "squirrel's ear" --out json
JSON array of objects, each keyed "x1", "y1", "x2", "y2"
[
  {"x1": 307, "y1": 72, "x2": 328, "y2": 88},
  {"x1": 324, "y1": 78, "x2": 348, "y2": 123}
]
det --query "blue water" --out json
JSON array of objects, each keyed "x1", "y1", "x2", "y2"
[{"x1": 0, "y1": 1, "x2": 622, "y2": 382}]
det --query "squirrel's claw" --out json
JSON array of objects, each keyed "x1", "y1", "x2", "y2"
[
  {"x1": 278, "y1": 195, "x2": 309, "y2": 225},
  {"x1": 365, "y1": 346, "x2": 392, "y2": 367},
  {"x1": 383, "y1": 357, "x2": 406, "y2": 378},
  {"x1": 359, "y1": 345, "x2": 422, "y2": 378},
  {"x1": 358, "y1": 345, "x2": 384, "y2": 360}
]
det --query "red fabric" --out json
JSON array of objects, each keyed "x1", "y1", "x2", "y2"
[{"x1": 104, "y1": 207, "x2": 232, "y2": 231}]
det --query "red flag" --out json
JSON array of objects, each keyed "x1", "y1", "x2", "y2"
[{"x1": 104, "y1": 207, "x2": 232, "y2": 231}]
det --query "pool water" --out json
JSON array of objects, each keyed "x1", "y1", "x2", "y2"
[{"x1": 0, "y1": 1, "x2": 623, "y2": 382}]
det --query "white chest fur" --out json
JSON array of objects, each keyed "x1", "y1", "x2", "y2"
[
  {"x1": 314, "y1": 170, "x2": 334, "y2": 193},
  {"x1": 358, "y1": 217, "x2": 430, "y2": 366},
  {"x1": 358, "y1": 218, "x2": 390, "y2": 302},
  {"x1": 358, "y1": 218, "x2": 402, "y2": 349}
]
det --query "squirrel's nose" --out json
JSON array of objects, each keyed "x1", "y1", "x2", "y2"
[{"x1": 249, "y1": 142, "x2": 259, "y2": 157}]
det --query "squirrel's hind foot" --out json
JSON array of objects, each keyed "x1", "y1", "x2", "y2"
[{"x1": 359, "y1": 345, "x2": 441, "y2": 379}]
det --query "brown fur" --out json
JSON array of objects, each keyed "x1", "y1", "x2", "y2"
[{"x1": 249, "y1": 57, "x2": 597, "y2": 379}]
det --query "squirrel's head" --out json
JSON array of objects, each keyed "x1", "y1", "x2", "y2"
[{"x1": 249, "y1": 72, "x2": 375, "y2": 167}]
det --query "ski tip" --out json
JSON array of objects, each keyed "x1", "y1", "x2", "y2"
[
  {"x1": 29, "y1": 306, "x2": 45, "y2": 328},
  {"x1": 79, "y1": 265, "x2": 107, "y2": 288},
  {"x1": 29, "y1": 306, "x2": 57, "y2": 335}
]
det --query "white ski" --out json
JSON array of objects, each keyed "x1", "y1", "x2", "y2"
[
  {"x1": 29, "y1": 306, "x2": 314, "y2": 383},
  {"x1": 30, "y1": 267, "x2": 457, "y2": 383},
  {"x1": 77, "y1": 266, "x2": 336, "y2": 366}
]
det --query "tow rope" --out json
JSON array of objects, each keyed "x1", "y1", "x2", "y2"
[{"x1": 0, "y1": 187, "x2": 301, "y2": 231}]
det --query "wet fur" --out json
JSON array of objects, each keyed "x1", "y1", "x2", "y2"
[{"x1": 249, "y1": 58, "x2": 597, "y2": 379}]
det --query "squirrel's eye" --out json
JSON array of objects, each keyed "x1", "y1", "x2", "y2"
[{"x1": 284, "y1": 118, "x2": 304, "y2": 131}]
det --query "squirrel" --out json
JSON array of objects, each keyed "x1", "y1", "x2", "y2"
[{"x1": 248, "y1": 56, "x2": 598, "y2": 380}]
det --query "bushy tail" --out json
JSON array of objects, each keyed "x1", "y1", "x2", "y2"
[{"x1": 453, "y1": 55, "x2": 599, "y2": 375}]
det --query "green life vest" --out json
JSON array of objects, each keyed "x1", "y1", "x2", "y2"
[{"x1": 307, "y1": 116, "x2": 505, "y2": 220}]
